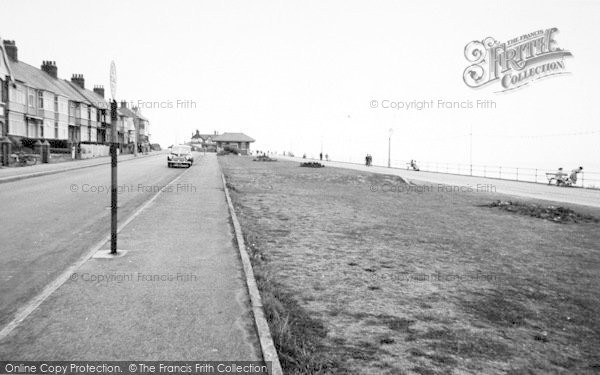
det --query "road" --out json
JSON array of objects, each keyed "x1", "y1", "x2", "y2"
[
  {"x1": 281, "y1": 156, "x2": 600, "y2": 208},
  {"x1": 0, "y1": 153, "x2": 182, "y2": 327},
  {"x1": 0, "y1": 153, "x2": 262, "y2": 360}
]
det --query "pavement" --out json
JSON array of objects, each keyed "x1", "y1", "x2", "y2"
[
  {"x1": 0, "y1": 153, "x2": 263, "y2": 361},
  {"x1": 0, "y1": 151, "x2": 162, "y2": 184},
  {"x1": 283, "y1": 156, "x2": 600, "y2": 208}
]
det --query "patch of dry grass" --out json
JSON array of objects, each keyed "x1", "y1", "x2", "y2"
[{"x1": 219, "y1": 155, "x2": 600, "y2": 374}]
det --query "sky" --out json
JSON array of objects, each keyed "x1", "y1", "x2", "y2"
[{"x1": 1, "y1": 0, "x2": 599, "y2": 171}]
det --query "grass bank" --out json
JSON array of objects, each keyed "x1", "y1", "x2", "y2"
[{"x1": 219, "y1": 155, "x2": 600, "y2": 374}]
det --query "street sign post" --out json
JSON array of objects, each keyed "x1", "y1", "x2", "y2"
[{"x1": 110, "y1": 61, "x2": 118, "y2": 255}]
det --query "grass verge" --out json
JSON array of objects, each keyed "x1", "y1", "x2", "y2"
[{"x1": 220, "y1": 155, "x2": 600, "y2": 374}]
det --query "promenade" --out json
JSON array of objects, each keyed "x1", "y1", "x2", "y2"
[{"x1": 282, "y1": 156, "x2": 600, "y2": 208}]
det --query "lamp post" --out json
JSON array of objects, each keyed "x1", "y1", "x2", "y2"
[
  {"x1": 469, "y1": 125, "x2": 473, "y2": 176},
  {"x1": 388, "y1": 128, "x2": 393, "y2": 168}
]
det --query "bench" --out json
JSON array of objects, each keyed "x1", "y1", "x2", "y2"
[
  {"x1": 406, "y1": 162, "x2": 420, "y2": 171},
  {"x1": 546, "y1": 172, "x2": 570, "y2": 186}
]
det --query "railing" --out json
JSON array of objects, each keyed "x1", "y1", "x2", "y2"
[
  {"x1": 391, "y1": 160, "x2": 600, "y2": 189},
  {"x1": 279, "y1": 153, "x2": 600, "y2": 189}
]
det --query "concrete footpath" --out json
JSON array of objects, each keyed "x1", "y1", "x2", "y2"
[
  {"x1": 0, "y1": 152, "x2": 163, "y2": 184},
  {"x1": 0, "y1": 154, "x2": 262, "y2": 361}
]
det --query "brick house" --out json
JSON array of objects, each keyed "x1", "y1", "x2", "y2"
[{"x1": 191, "y1": 130, "x2": 219, "y2": 152}]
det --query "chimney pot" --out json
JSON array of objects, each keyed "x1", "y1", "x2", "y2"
[
  {"x1": 93, "y1": 85, "x2": 105, "y2": 98},
  {"x1": 71, "y1": 74, "x2": 85, "y2": 89},
  {"x1": 41, "y1": 60, "x2": 58, "y2": 79}
]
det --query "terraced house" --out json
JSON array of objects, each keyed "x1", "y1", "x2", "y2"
[
  {"x1": 0, "y1": 39, "x2": 150, "y2": 160},
  {"x1": 0, "y1": 40, "x2": 12, "y2": 139}
]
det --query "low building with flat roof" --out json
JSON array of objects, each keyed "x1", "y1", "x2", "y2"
[{"x1": 213, "y1": 132, "x2": 255, "y2": 155}]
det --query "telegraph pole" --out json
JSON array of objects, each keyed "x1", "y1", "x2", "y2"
[{"x1": 388, "y1": 128, "x2": 393, "y2": 168}]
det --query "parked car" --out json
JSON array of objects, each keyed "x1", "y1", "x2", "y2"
[{"x1": 167, "y1": 145, "x2": 193, "y2": 168}]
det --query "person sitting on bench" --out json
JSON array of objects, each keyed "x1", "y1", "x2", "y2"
[
  {"x1": 410, "y1": 160, "x2": 420, "y2": 171},
  {"x1": 555, "y1": 167, "x2": 567, "y2": 185}
]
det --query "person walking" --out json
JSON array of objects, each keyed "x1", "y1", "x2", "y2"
[
  {"x1": 569, "y1": 166, "x2": 583, "y2": 185},
  {"x1": 319, "y1": 152, "x2": 323, "y2": 161}
]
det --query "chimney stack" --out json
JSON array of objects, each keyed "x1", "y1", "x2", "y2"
[
  {"x1": 3, "y1": 40, "x2": 18, "y2": 61},
  {"x1": 71, "y1": 74, "x2": 85, "y2": 89},
  {"x1": 41, "y1": 61, "x2": 58, "y2": 79},
  {"x1": 93, "y1": 85, "x2": 105, "y2": 98}
]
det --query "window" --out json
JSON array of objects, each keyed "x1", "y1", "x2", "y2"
[
  {"x1": 28, "y1": 89, "x2": 35, "y2": 108},
  {"x1": 58, "y1": 99, "x2": 67, "y2": 115},
  {"x1": 54, "y1": 96, "x2": 59, "y2": 112},
  {"x1": 71, "y1": 102, "x2": 78, "y2": 117},
  {"x1": 55, "y1": 121, "x2": 59, "y2": 139},
  {"x1": 38, "y1": 91, "x2": 44, "y2": 109},
  {"x1": 11, "y1": 86, "x2": 25, "y2": 105}
]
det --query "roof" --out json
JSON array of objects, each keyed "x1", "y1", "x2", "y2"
[
  {"x1": 67, "y1": 81, "x2": 108, "y2": 109},
  {"x1": 55, "y1": 79, "x2": 90, "y2": 104},
  {"x1": 0, "y1": 41, "x2": 14, "y2": 81},
  {"x1": 9, "y1": 60, "x2": 82, "y2": 100},
  {"x1": 135, "y1": 111, "x2": 149, "y2": 121},
  {"x1": 7, "y1": 59, "x2": 110, "y2": 110},
  {"x1": 192, "y1": 134, "x2": 218, "y2": 141},
  {"x1": 212, "y1": 132, "x2": 255, "y2": 142},
  {"x1": 118, "y1": 106, "x2": 137, "y2": 118}
]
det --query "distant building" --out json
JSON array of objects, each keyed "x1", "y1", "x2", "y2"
[
  {"x1": 117, "y1": 101, "x2": 136, "y2": 151},
  {"x1": 213, "y1": 132, "x2": 255, "y2": 155},
  {"x1": 133, "y1": 107, "x2": 150, "y2": 148},
  {"x1": 191, "y1": 129, "x2": 219, "y2": 152}
]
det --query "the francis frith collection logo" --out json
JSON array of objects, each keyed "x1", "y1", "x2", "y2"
[{"x1": 463, "y1": 28, "x2": 573, "y2": 92}]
